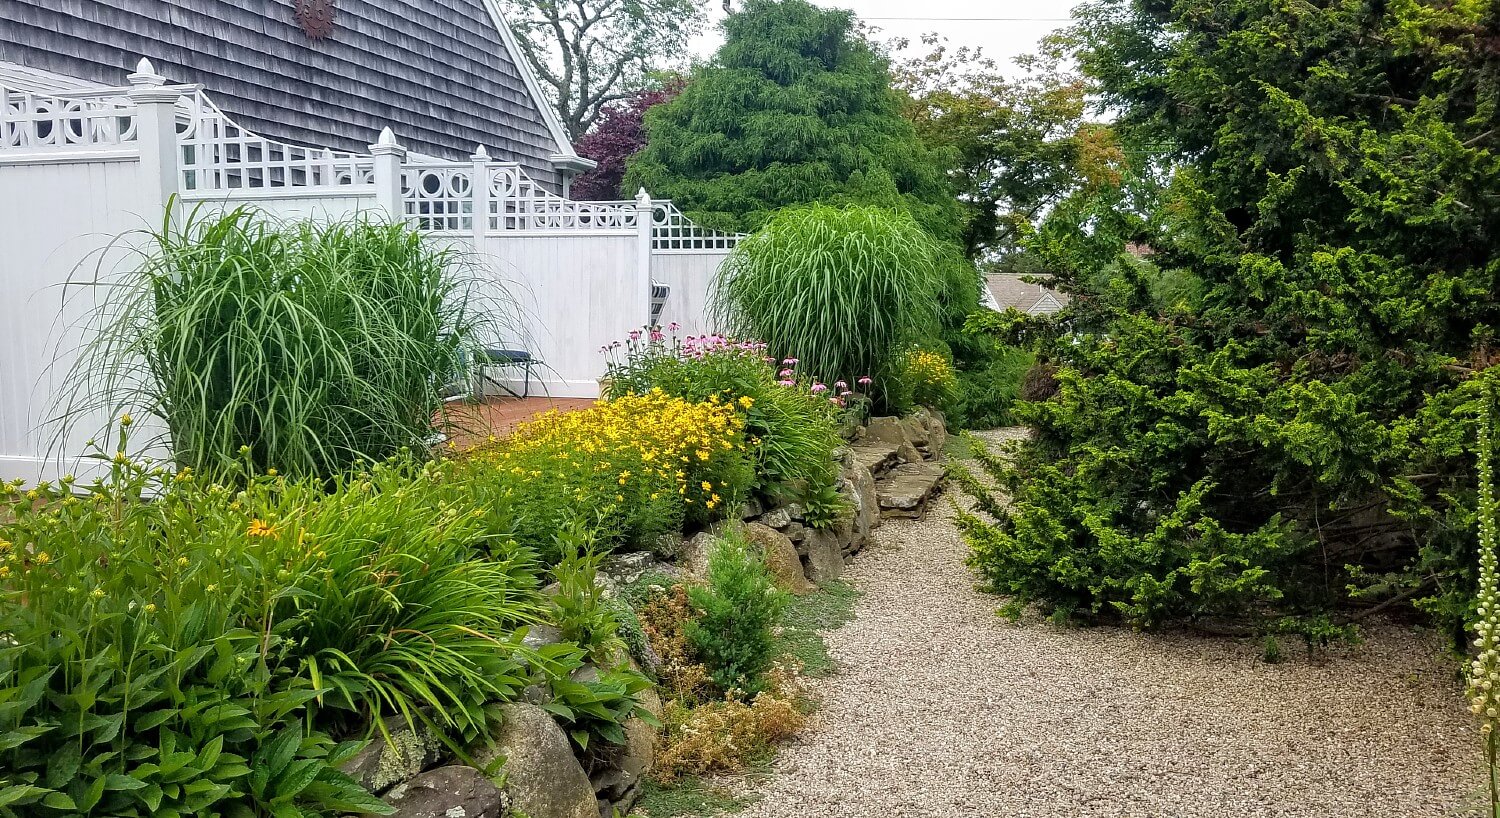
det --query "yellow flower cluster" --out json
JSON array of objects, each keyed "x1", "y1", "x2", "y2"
[
  {"x1": 471, "y1": 389, "x2": 751, "y2": 526},
  {"x1": 904, "y1": 348, "x2": 957, "y2": 407}
]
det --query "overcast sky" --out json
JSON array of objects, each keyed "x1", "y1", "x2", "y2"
[{"x1": 689, "y1": 0, "x2": 1079, "y2": 75}]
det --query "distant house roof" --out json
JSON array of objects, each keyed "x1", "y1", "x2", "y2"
[
  {"x1": 0, "y1": 0, "x2": 585, "y2": 188},
  {"x1": 983, "y1": 274, "x2": 1069, "y2": 316}
]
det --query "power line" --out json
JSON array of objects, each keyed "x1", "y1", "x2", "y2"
[{"x1": 863, "y1": 16, "x2": 1072, "y2": 21}]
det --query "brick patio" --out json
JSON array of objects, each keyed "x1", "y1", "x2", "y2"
[{"x1": 440, "y1": 395, "x2": 596, "y2": 450}]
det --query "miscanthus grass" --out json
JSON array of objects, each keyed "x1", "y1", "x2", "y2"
[{"x1": 64, "y1": 205, "x2": 514, "y2": 479}]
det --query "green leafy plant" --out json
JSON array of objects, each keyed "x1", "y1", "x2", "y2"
[
  {"x1": 686, "y1": 539, "x2": 787, "y2": 696},
  {"x1": 713, "y1": 204, "x2": 943, "y2": 412},
  {"x1": 70, "y1": 206, "x2": 501, "y2": 480},
  {"x1": 550, "y1": 532, "x2": 622, "y2": 662},
  {"x1": 799, "y1": 481, "x2": 849, "y2": 531}
]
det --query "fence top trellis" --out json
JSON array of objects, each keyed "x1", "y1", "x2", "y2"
[{"x1": 0, "y1": 70, "x2": 745, "y2": 246}]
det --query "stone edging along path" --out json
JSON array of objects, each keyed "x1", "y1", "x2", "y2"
[{"x1": 733, "y1": 428, "x2": 1482, "y2": 818}]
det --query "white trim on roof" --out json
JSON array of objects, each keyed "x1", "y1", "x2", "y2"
[{"x1": 0, "y1": 61, "x2": 106, "y2": 94}]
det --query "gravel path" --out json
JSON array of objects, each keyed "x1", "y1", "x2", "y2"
[{"x1": 737, "y1": 428, "x2": 1483, "y2": 818}]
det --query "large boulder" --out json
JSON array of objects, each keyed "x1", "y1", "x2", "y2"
[
  {"x1": 899, "y1": 415, "x2": 931, "y2": 451},
  {"x1": 864, "y1": 416, "x2": 912, "y2": 449},
  {"x1": 600, "y1": 551, "x2": 655, "y2": 587},
  {"x1": 679, "y1": 531, "x2": 721, "y2": 582},
  {"x1": 744, "y1": 522, "x2": 815, "y2": 595},
  {"x1": 758, "y1": 505, "x2": 793, "y2": 530},
  {"x1": 839, "y1": 463, "x2": 879, "y2": 547},
  {"x1": 340, "y1": 715, "x2": 446, "y2": 794},
  {"x1": 913, "y1": 407, "x2": 948, "y2": 456},
  {"x1": 850, "y1": 442, "x2": 901, "y2": 478},
  {"x1": 384, "y1": 766, "x2": 508, "y2": 818},
  {"x1": 802, "y1": 528, "x2": 844, "y2": 586},
  {"x1": 473, "y1": 704, "x2": 597, "y2": 818}
]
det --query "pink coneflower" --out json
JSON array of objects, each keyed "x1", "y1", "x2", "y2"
[
  {"x1": 783, "y1": 357, "x2": 798, "y2": 365},
  {"x1": 857, "y1": 376, "x2": 873, "y2": 386},
  {"x1": 668, "y1": 322, "x2": 680, "y2": 331},
  {"x1": 779, "y1": 368, "x2": 794, "y2": 378},
  {"x1": 811, "y1": 383, "x2": 828, "y2": 394},
  {"x1": 629, "y1": 330, "x2": 642, "y2": 341},
  {"x1": 777, "y1": 379, "x2": 796, "y2": 387},
  {"x1": 650, "y1": 331, "x2": 664, "y2": 342},
  {"x1": 834, "y1": 380, "x2": 848, "y2": 389}
]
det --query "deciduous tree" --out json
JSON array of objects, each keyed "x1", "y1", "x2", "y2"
[{"x1": 499, "y1": 0, "x2": 707, "y2": 137}]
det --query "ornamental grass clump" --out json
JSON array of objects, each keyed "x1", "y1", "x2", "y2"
[
  {"x1": 70, "y1": 206, "x2": 498, "y2": 480},
  {"x1": 712, "y1": 204, "x2": 943, "y2": 411},
  {"x1": 459, "y1": 390, "x2": 754, "y2": 558}
]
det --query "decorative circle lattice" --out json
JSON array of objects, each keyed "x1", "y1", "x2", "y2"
[{"x1": 294, "y1": 0, "x2": 338, "y2": 39}]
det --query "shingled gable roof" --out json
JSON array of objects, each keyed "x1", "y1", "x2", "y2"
[
  {"x1": 984, "y1": 273, "x2": 1069, "y2": 316},
  {"x1": 0, "y1": 0, "x2": 592, "y2": 189}
]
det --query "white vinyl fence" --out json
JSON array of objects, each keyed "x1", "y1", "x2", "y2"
[{"x1": 0, "y1": 59, "x2": 741, "y2": 484}]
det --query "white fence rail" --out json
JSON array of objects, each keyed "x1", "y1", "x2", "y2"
[{"x1": 0, "y1": 57, "x2": 744, "y2": 484}]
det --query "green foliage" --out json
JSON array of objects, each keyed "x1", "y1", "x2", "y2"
[
  {"x1": 953, "y1": 345, "x2": 1034, "y2": 430},
  {"x1": 685, "y1": 540, "x2": 787, "y2": 696},
  {"x1": 714, "y1": 204, "x2": 943, "y2": 410},
  {"x1": 798, "y1": 481, "x2": 849, "y2": 531},
  {"x1": 0, "y1": 426, "x2": 663, "y2": 815},
  {"x1": 968, "y1": 0, "x2": 1500, "y2": 634},
  {"x1": 892, "y1": 33, "x2": 1119, "y2": 262},
  {"x1": 775, "y1": 582, "x2": 860, "y2": 678},
  {"x1": 71, "y1": 206, "x2": 493, "y2": 480},
  {"x1": 549, "y1": 534, "x2": 622, "y2": 662},
  {"x1": 603, "y1": 330, "x2": 845, "y2": 501},
  {"x1": 624, "y1": 0, "x2": 960, "y2": 240}
]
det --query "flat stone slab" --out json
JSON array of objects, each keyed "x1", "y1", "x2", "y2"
[
  {"x1": 852, "y1": 443, "x2": 902, "y2": 478},
  {"x1": 876, "y1": 461, "x2": 946, "y2": 518}
]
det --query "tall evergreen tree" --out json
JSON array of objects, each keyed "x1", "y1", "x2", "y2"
[
  {"x1": 623, "y1": 0, "x2": 961, "y2": 241},
  {"x1": 961, "y1": 0, "x2": 1500, "y2": 636}
]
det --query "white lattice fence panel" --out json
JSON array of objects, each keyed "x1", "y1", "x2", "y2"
[
  {"x1": 0, "y1": 86, "x2": 137, "y2": 151},
  {"x1": 178, "y1": 92, "x2": 373, "y2": 193},
  {"x1": 489, "y1": 165, "x2": 636, "y2": 231},
  {"x1": 403, "y1": 163, "x2": 474, "y2": 232},
  {"x1": 650, "y1": 202, "x2": 742, "y2": 250}
]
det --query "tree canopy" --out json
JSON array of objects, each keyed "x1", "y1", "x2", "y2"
[
  {"x1": 571, "y1": 79, "x2": 685, "y2": 201},
  {"x1": 892, "y1": 36, "x2": 1122, "y2": 263},
  {"x1": 498, "y1": 0, "x2": 706, "y2": 137},
  {"x1": 623, "y1": 0, "x2": 961, "y2": 241},
  {"x1": 967, "y1": 0, "x2": 1500, "y2": 638}
]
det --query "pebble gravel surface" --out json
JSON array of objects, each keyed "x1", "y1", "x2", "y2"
[{"x1": 736, "y1": 428, "x2": 1483, "y2": 818}]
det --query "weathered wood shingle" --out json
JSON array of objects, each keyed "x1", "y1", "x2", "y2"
[{"x1": 0, "y1": 0, "x2": 565, "y2": 186}]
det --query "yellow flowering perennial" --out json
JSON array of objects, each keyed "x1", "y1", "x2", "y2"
[
  {"x1": 466, "y1": 390, "x2": 754, "y2": 548},
  {"x1": 904, "y1": 349, "x2": 957, "y2": 408}
]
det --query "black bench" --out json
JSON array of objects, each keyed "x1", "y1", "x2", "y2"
[{"x1": 475, "y1": 348, "x2": 540, "y2": 399}]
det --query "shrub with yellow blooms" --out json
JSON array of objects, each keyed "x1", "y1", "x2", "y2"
[
  {"x1": 461, "y1": 390, "x2": 755, "y2": 557},
  {"x1": 902, "y1": 348, "x2": 958, "y2": 411}
]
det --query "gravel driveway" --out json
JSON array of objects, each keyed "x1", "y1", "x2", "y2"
[{"x1": 736, "y1": 429, "x2": 1483, "y2": 818}]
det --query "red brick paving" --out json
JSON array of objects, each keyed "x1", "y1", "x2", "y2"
[{"x1": 440, "y1": 396, "x2": 595, "y2": 450}]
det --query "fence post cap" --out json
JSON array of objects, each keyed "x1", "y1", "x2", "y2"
[
  {"x1": 470, "y1": 144, "x2": 490, "y2": 162},
  {"x1": 127, "y1": 57, "x2": 166, "y2": 86},
  {"x1": 369, "y1": 126, "x2": 407, "y2": 157},
  {"x1": 634, "y1": 187, "x2": 652, "y2": 207}
]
